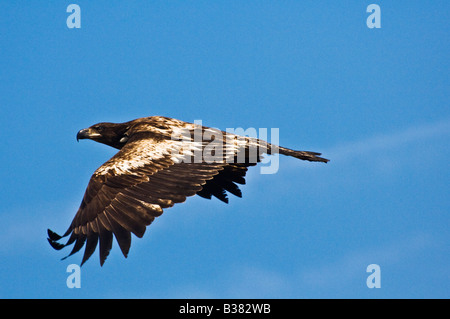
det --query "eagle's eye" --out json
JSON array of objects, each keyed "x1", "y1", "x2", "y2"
[{"x1": 95, "y1": 125, "x2": 104, "y2": 132}]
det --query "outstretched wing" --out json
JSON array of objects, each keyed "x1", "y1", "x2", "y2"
[{"x1": 47, "y1": 134, "x2": 230, "y2": 266}]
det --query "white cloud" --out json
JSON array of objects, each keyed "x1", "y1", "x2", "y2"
[
  {"x1": 162, "y1": 232, "x2": 435, "y2": 298},
  {"x1": 0, "y1": 200, "x2": 79, "y2": 254},
  {"x1": 326, "y1": 119, "x2": 450, "y2": 162},
  {"x1": 297, "y1": 232, "x2": 434, "y2": 292},
  {"x1": 223, "y1": 264, "x2": 292, "y2": 298}
]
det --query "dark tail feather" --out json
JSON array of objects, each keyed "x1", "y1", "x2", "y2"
[
  {"x1": 252, "y1": 138, "x2": 329, "y2": 163},
  {"x1": 277, "y1": 146, "x2": 329, "y2": 163}
]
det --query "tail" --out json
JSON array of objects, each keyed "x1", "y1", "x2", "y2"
[
  {"x1": 224, "y1": 134, "x2": 329, "y2": 163},
  {"x1": 277, "y1": 146, "x2": 329, "y2": 163},
  {"x1": 245, "y1": 136, "x2": 329, "y2": 163}
]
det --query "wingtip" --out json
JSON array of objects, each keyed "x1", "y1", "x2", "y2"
[
  {"x1": 80, "y1": 253, "x2": 92, "y2": 267},
  {"x1": 47, "y1": 229, "x2": 63, "y2": 241},
  {"x1": 99, "y1": 250, "x2": 110, "y2": 267},
  {"x1": 48, "y1": 238, "x2": 65, "y2": 250}
]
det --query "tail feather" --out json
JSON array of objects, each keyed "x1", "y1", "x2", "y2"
[{"x1": 277, "y1": 146, "x2": 329, "y2": 163}]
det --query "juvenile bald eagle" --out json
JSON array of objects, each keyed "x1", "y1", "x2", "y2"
[{"x1": 47, "y1": 116, "x2": 328, "y2": 266}]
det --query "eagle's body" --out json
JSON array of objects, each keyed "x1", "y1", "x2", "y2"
[{"x1": 48, "y1": 116, "x2": 328, "y2": 266}]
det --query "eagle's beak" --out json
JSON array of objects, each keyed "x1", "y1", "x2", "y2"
[{"x1": 77, "y1": 128, "x2": 101, "y2": 142}]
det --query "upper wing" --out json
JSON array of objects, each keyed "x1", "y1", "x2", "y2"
[{"x1": 48, "y1": 135, "x2": 227, "y2": 266}]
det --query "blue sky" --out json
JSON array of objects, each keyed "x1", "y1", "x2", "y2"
[{"x1": 0, "y1": 1, "x2": 448, "y2": 298}]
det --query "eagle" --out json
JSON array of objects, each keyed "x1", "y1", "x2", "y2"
[{"x1": 47, "y1": 116, "x2": 329, "y2": 266}]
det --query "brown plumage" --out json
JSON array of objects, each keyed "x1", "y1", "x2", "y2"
[{"x1": 47, "y1": 116, "x2": 328, "y2": 266}]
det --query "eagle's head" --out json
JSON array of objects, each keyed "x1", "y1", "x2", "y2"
[{"x1": 76, "y1": 122, "x2": 130, "y2": 149}]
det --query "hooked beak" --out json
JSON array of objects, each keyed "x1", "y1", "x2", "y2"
[{"x1": 76, "y1": 128, "x2": 101, "y2": 142}]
